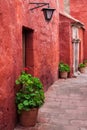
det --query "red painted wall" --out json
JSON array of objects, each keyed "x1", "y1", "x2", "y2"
[
  {"x1": 59, "y1": 0, "x2": 64, "y2": 12},
  {"x1": 0, "y1": 0, "x2": 59, "y2": 129},
  {"x1": 59, "y1": 13, "x2": 84, "y2": 76},
  {"x1": 79, "y1": 28, "x2": 84, "y2": 63},
  {"x1": 70, "y1": 0, "x2": 87, "y2": 60},
  {"x1": 59, "y1": 14, "x2": 73, "y2": 76},
  {"x1": 28, "y1": 0, "x2": 59, "y2": 90}
]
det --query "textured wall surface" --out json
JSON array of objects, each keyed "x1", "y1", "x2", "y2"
[
  {"x1": 0, "y1": 0, "x2": 59, "y2": 129},
  {"x1": 59, "y1": 0, "x2": 64, "y2": 12},
  {"x1": 70, "y1": 0, "x2": 87, "y2": 59},
  {"x1": 79, "y1": 28, "x2": 84, "y2": 63},
  {"x1": 28, "y1": 0, "x2": 59, "y2": 90},
  {"x1": 59, "y1": 14, "x2": 73, "y2": 76}
]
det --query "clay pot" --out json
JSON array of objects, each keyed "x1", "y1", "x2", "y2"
[
  {"x1": 19, "y1": 108, "x2": 38, "y2": 127},
  {"x1": 79, "y1": 67, "x2": 85, "y2": 73},
  {"x1": 60, "y1": 72, "x2": 68, "y2": 79}
]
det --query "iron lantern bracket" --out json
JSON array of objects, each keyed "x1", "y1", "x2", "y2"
[{"x1": 29, "y1": 2, "x2": 50, "y2": 10}]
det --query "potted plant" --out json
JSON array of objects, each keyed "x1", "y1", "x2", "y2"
[
  {"x1": 59, "y1": 62, "x2": 70, "y2": 79},
  {"x1": 15, "y1": 68, "x2": 45, "y2": 127},
  {"x1": 83, "y1": 60, "x2": 87, "y2": 67},
  {"x1": 78, "y1": 63, "x2": 86, "y2": 73}
]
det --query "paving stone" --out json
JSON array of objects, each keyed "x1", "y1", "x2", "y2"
[
  {"x1": 80, "y1": 127, "x2": 87, "y2": 130},
  {"x1": 70, "y1": 120, "x2": 87, "y2": 126}
]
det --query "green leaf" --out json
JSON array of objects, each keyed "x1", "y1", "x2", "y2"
[
  {"x1": 24, "y1": 94, "x2": 30, "y2": 99},
  {"x1": 18, "y1": 103, "x2": 24, "y2": 110},
  {"x1": 23, "y1": 100, "x2": 29, "y2": 106},
  {"x1": 15, "y1": 80, "x2": 20, "y2": 85}
]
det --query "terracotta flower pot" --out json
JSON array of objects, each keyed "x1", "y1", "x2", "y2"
[
  {"x1": 60, "y1": 71, "x2": 68, "y2": 79},
  {"x1": 79, "y1": 67, "x2": 86, "y2": 73},
  {"x1": 19, "y1": 108, "x2": 38, "y2": 127}
]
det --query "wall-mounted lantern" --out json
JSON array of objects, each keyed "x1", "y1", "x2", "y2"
[{"x1": 29, "y1": 2, "x2": 55, "y2": 21}]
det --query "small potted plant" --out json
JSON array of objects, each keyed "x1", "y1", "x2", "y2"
[
  {"x1": 15, "y1": 68, "x2": 45, "y2": 127},
  {"x1": 59, "y1": 62, "x2": 70, "y2": 79},
  {"x1": 78, "y1": 63, "x2": 86, "y2": 73},
  {"x1": 83, "y1": 60, "x2": 87, "y2": 67}
]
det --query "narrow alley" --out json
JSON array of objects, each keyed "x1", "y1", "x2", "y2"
[{"x1": 15, "y1": 69, "x2": 87, "y2": 130}]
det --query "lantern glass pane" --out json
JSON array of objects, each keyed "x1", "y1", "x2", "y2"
[{"x1": 46, "y1": 10, "x2": 53, "y2": 20}]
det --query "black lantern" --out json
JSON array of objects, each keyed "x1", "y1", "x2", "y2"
[
  {"x1": 42, "y1": 8, "x2": 55, "y2": 21},
  {"x1": 29, "y1": 2, "x2": 55, "y2": 21}
]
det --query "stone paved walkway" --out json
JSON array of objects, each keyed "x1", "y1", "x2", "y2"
[{"x1": 15, "y1": 70, "x2": 87, "y2": 130}]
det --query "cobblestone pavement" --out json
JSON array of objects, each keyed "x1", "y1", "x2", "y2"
[{"x1": 15, "y1": 70, "x2": 87, "y2": 130}]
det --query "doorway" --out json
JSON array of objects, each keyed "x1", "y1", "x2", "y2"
[
  {"x1": 72, "y1": 26, "x2": 80, "y2": 75},
  {"x1": 73, "y1": 41, "x2": 79, "y2": 74},
  {"x1": 22, "y1": 26, "x2": 34, "y2": 75}
]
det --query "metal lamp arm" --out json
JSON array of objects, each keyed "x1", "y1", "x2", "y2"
[{"x1": 29, "y1": 2, "x2": 49, "y2": 10}]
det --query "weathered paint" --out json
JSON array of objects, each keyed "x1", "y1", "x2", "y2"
[
  {"x1": 0, "y1": 0, "x2": 59, "y2": 129},
  {"x1": 59, "y1": 0, "x2": 64, "y2": 12},
  {"x1": 79, "y1": 28, "x2": 84, "y2": 63},
  {"x1": 59, "y1": 13, "x2": 73, "y2": 76}
]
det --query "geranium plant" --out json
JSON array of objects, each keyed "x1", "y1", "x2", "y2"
[{"x1": 15, "y1": 68, "x2": 45, "y2": 113}]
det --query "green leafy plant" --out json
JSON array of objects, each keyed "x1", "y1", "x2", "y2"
[
  {"x1": 59, "y1": 62, "x2": 70, "y2": 72},
  {"x1": 78, "y1": 63, "x2": 86, "y2": 68},
  {"x1": 15, "y1": 69, "x2": 45, "y2": 113}
]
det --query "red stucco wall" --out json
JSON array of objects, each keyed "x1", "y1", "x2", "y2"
[
  {"x1": 59, "y1": 14, "x2": 73, "y2": 76},
  {"x1": 79, "y1": 28, "x2": 84, "y2": 63},
  {"x1": 70, "y1": 0, "x2": 87, "y2": 60},
  {"x1": 0, "y1": 0, "x2": 59, "y2": 129},
  {"x1": 28, "y1": 0, "x2": 59, "y2": 90},
  {"x1": 59, "y1": 0, "x2": 64, "y2": 13}
]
